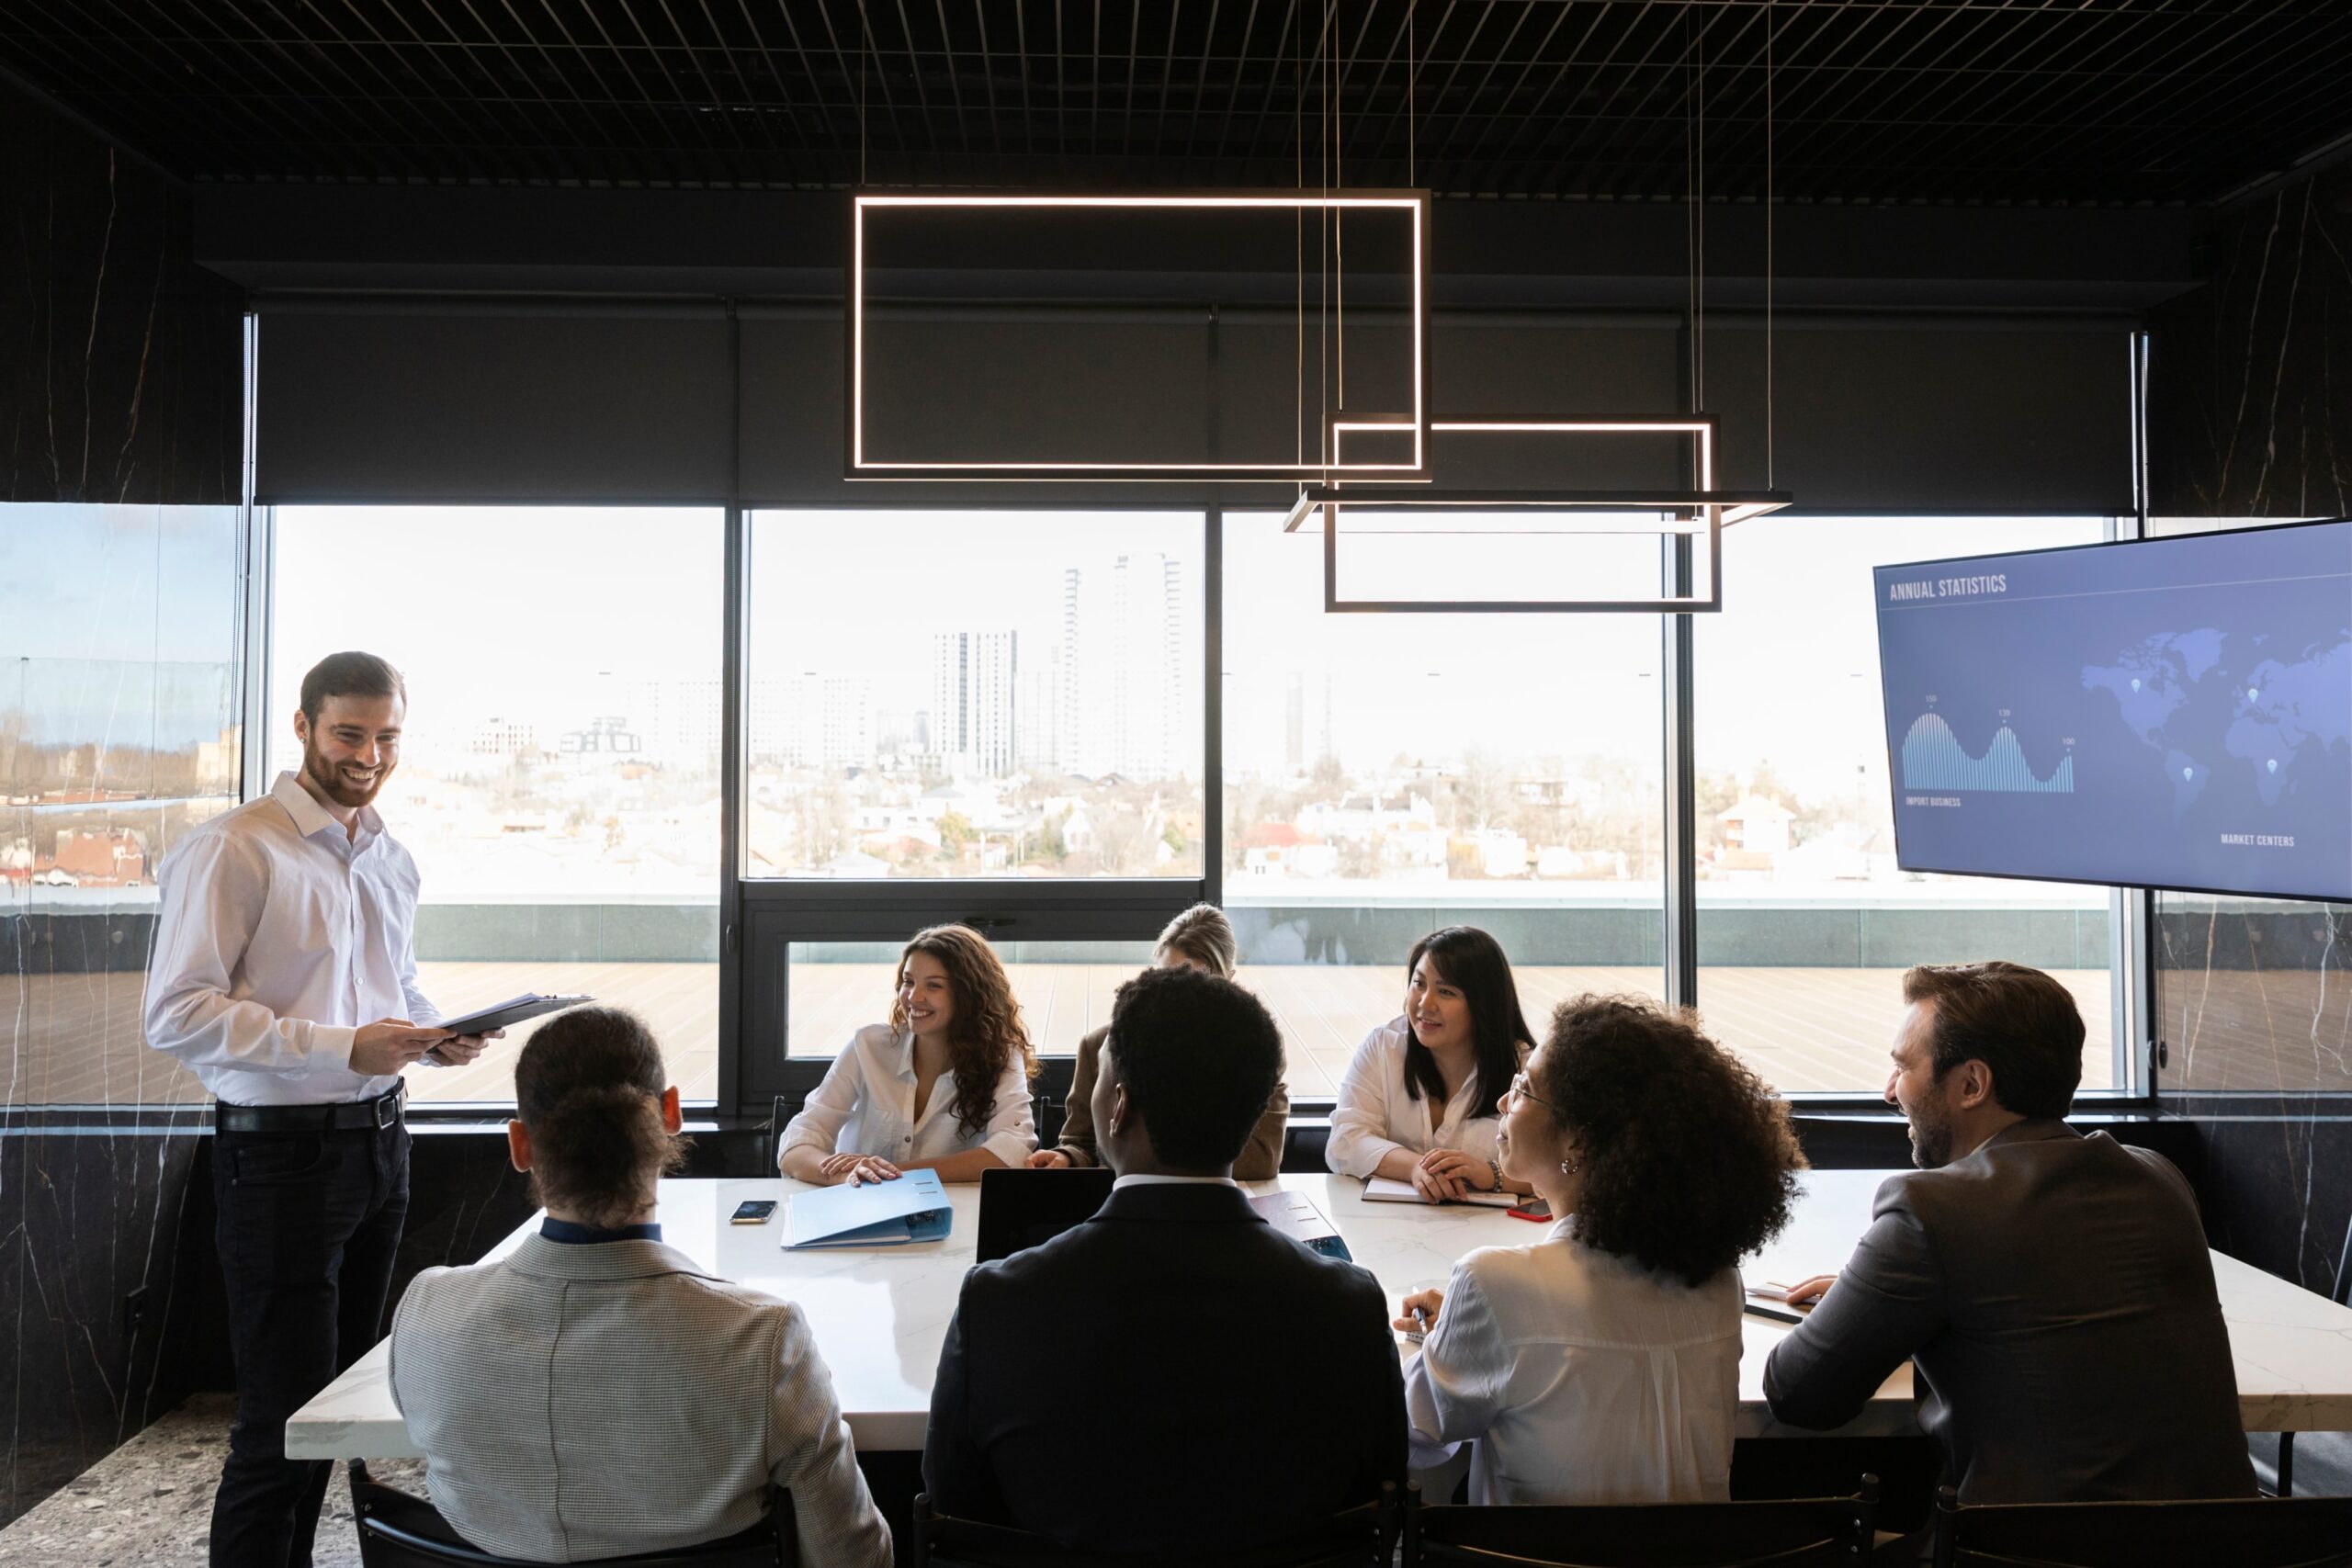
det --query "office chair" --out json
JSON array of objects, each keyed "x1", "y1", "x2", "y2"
[
  {"x1": 1928, "y1": 1483, "x2": 2352, "y2": 1568},
  {"x1": 911, "y1": 1483, "x2": 1397, "y2": 1568},
  {"x1": 1404, "y1": 1474, "x2": 1879, "y2": 1567},
  {"x1": 1030, "y1": 1053, "x2": 1078, "y2": 1147},
  {"x1": 768, "y1": 1058, "x2": 837, "y2": 1150},
  {"x1": 348, "y1": 1461, "x2": 795, "y2": 1566}
]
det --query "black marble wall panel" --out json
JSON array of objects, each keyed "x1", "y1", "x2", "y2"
[
  {"x1": 0, "y1": 1111, "x2": 213, "y2": 1527},
  {"x1": 0, "y1": 83, "x2": 243, "y2": 505},
  {"x1": 2158, "y1": 896, "x2": 2352, "y2": 1295},
  {"x1": 2147, "y1": 160, "x2": 2352, "y2": 519}
]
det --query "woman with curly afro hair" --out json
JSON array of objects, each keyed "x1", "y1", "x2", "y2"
[
  {"x1": 779, "y1": 924, "x2": 1039, "y2": 1185},
  {"x1": 1393, "y1": 993, "x2": 1804, "y2": 1506}
]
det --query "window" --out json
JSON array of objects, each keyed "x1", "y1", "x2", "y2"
[
  {"x1": 1693, "y1": 517, "x2": 2117, "y2": 1094},
  {"x1": 269, "y1": 507, "x2": 725, "y2": 1102},
  {"x1": 1222, "y1": 509, "x2": 1667, "y2": 1098},
  {"x1": 745, "y1": 510, "x2": 1204, "y2": 880},
  {"x1": 4, "y1": 504, "x2": 243, "y2": 1106}
]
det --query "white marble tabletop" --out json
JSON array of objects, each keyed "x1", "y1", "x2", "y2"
[{"x1": 285, "y1": 1168, "x2": 2352, "y2": 1460}]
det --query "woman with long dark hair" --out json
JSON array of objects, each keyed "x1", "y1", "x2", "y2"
[
  {"x1": 1326, "y1": 926, "x2": 1535, "y2": 1201},
  {"x1": 779, "y1": 923, "x2": 1039, "y2": 1184}
]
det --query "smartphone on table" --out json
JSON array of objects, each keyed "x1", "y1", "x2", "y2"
[{"x1": 730, "y1": 1200, "x2": 779, "y2": 1225}]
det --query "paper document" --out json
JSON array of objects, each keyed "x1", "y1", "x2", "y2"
[
  {"x1": 1363, "y1": 1176, "x2": 1520, "y2": 1208},
  {"x1": 785, "y1": 1168, "x2": 953, "y2": 1249}
]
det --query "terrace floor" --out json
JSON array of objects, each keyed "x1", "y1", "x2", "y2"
[{"x1": 11, "y1": 960, "x2": 2128, "y2": 1106}]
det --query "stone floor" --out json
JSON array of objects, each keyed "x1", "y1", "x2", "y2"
[{"x1": 0, "y1": 1394, "x2": 422, "y2": 1568}]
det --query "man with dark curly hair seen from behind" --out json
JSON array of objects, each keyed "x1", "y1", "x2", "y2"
[
  {"x1": 1395, "y1": 993, "x2": 1804, "y2": 1504},
  {"x1": 1764, "y1": 962, "x2": 2252, "y2": 1506}
]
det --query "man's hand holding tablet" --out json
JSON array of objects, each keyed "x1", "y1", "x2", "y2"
[{"x1": 418, "y1": 994, "x2": 594, "y2": 1066}]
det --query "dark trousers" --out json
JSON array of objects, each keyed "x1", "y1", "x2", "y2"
[{"x1": 209, "y1": 1118, "x2": 410, "y2": 1568}]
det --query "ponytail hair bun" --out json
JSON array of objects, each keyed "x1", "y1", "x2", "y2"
[{"x1": 514, "y1": 1008, "x2": 684, "y2": 1229}]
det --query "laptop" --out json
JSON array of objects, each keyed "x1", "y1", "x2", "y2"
[{"x1": 975, "y1": 1167, "x2": 1118, "y2": 1262}]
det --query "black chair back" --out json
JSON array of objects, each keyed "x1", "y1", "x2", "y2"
[
  {"x1": 349, "y1": 1461, "x2": 793, "y2": 1566},
  {"x1": 770, "y1": 1057, "x2": 837, "y2": 1144},
  {"x1": 1928, "y1": 1484, "x2": 2352, "y2": 1568},
  {"x1": 912, "y1": 1484, "x2": 1396, "y2": 1568},
  {"x1": 1030, "y1": 1053, "x2": 1079, "y2": 1146},
  {"x1": 1405, "y1": 1474, "x2": 1879, "y2": 1568}
]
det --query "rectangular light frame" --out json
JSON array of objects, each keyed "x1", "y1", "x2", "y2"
[
  {"x1": 1288, "y1": 416, "x2": 1791, "y2": 612},
  {"x1": 848, "y1": 190, "x2": 1433, "y2": 480},
  {"x1": 1286, "y1": 489, "x2": 1787, "y2": 614}
]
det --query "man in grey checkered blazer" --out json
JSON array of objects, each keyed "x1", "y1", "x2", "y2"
[{"x1": 388, "y1": 1008, "x2": 892, "y2": 1565}]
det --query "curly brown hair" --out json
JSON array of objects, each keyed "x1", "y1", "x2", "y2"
[
  {"x1": 891, "y1": 923, "x2": 1039, "y2": 1139},
  {"x1": 1536, "y1": 994, "x2": 1804, "y2": 1288}
]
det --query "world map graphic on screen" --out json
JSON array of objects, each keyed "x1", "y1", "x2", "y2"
[{"x1": 1873, "y1": 522, "x2": 2352, "y2": 901}]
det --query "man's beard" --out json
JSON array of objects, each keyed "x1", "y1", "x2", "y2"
[
  {"x1": 1906, "y1": 1102, "x2": 1954, "y2": 1169},
  {"x1": 303, "y1": 739, "x2": 390, "y2": 809}
]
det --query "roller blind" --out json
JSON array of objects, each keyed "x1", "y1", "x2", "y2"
[{"x1": 258, "y1": 301, "x2": 2131, "y2": 515}]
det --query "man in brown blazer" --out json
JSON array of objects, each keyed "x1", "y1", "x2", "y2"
[{"x1": 1763, "y1": 962, "x2": 2254, "y2": 1505}]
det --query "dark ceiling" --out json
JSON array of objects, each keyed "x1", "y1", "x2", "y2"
[{"x1": 4, "y1": 2, "x2": 2348, "y2": 207}]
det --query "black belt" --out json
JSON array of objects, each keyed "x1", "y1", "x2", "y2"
[{"x1": 216, "y1": 1085, "x2": 405, "y2": 1135}]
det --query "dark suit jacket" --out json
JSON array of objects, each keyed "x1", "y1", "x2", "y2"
[
  {"x1": 1763, "y1": 1120, "x2": 2254, "y2": 1504},
  {"x1": 922, "y1": 1180, "x2": 1407, "y2": 1553}
]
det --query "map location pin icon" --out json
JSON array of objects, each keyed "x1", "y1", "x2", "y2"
[
  {"x1": 2268, "y1": 759, "x2": 2278, "y2": 774},
  {"x1": 2182, "y1": 766, "x2": 2194, "y2": 782}
]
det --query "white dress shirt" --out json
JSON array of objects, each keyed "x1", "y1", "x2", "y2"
[
  {"x1": 1325, "y1": 1017, "x2": 1513, "y2": 1179},
  {"x1": 777, "y1": 1023, "x2": 1036, "y2": 1171},
  {"x1": 144, "y1": 772, "x2": 441, "y2": 1107},
  {"x1": 1405, "y1": 1220, "x2": 1745, "y2": 1505},
  {"x1": 1111, "y1": 1174, "x2": 1240, "y2": 1190}
]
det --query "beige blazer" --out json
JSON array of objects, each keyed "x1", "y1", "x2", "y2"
[
  {"x1": 389, "y1": 1232, "x2": 893, "y2": 1566},
  {"x1": 1048, "y1": 1025, "x2": 1290, "y2": 1180}
]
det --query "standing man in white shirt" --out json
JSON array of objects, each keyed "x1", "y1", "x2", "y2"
[{"x1": 144, "y1": 651, "x2": 495, "y2": 1568}]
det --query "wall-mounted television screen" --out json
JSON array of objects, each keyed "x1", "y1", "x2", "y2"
[{"x1": 1873, "y1": 520, "x2": 2351, "y2": 903}]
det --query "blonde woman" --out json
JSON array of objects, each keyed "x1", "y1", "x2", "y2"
[
  {"x1": 1028, "y1": 904, "x2": 1290, "y2": 1179},
  {"x1": 779, "y1": 924, "x2": 1039, "y2": 1184}
]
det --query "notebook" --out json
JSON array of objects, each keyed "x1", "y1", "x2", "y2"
[
  {"x1": 1363, "y1": 1176, "x2": 1520, "y2": 1208},
  {"x1": 1250, "y1": 1189, "x2": 1353, "y2": 1261},
  {"x1": 783, "y1": 1168, "x2": 953, "y2": 1248}
]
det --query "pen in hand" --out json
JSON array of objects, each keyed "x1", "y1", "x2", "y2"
[{"x1": 1408, "y1": 1304, "x2": 1431, "y2": 1344}]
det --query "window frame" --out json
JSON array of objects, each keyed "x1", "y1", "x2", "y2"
[
  {"x1": 228, "y1": 493, "x2": 2149, "y2": 1121},
  {"x1": 730, "y1": 499, "x2": 1227, "y2": 1113}
]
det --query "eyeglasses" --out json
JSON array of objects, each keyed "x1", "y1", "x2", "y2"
[{"x1": 1505, "y1": 1070, "x2": 1556, "y2": 1110}]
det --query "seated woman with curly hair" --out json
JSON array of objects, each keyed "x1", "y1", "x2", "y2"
[{"x1": 1394, "y1": 994, "x2": 1804, "y2": 1505}]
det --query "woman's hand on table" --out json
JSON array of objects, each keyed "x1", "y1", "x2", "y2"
[
  {"x1": 819, "y1": 1153, "x2": 902, "y2": 1186},
  {"x1": 1419, "y1": 1147, "x2": 1495, "y2": 1195}
]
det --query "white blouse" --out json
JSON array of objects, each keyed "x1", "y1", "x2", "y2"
[
  {"x1": 777, "y1": 1023, "x2": 1036, "y2": 1172},
  {"x1": 1325, "y1": 1017, "x2": 1513, "y2": 1179},
  {"x1": 1404, "y1": 1222, "x2": 1745, "y2": 1506}
]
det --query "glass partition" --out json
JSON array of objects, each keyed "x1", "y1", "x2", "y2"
[{"x1": 3, "y1": 504, "x2": 243, "y2": 1105}]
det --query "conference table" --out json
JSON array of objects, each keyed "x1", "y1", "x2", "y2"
[{"x1": 285, "y1": 1168, "x2": 2352, "y2": 1460}]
